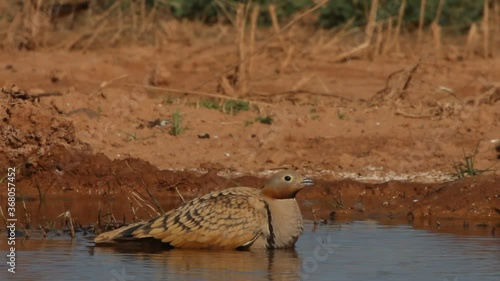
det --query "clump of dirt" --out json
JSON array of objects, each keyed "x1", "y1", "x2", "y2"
[
  {"x1": 300, "y1": 175, "x2": 500, "y2": 224},
  {"x1": 0, "y1": 84, "x2": 90, "y2": 169},
  {"x1": 0, "y1": 84, "x2": 260, "y2": 195}
]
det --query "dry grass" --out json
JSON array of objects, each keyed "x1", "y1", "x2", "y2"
[
  {"x1": 0, "y1": 0, "x2": 498, "y2": 108},
  {"x1": 1, "y1": 1, "x2": 497, "y2": 56},
  {"x1": 370, "y1": 55, "x2": 500, "y2": 120},
  {"x1": 417, "y1": 0, "x2": 426, "y2": 46},
  {"x1": 0, "y1": 185, "x2": 170, "y2": 239},
  {"x1": 2, "y1": 1, "x2": 498, "y2": 62}
]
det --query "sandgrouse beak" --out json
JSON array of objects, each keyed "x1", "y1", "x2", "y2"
[{"x1": 301, "y1": 177, "x2": 315, "y2": 187}]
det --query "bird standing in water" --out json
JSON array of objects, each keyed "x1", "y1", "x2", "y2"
[{"x1": 94, "y1": 170, "x2": 314, "y2": 250}]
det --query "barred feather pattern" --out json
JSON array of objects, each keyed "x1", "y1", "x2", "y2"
[{"x1": 94, "y1": 170, "x2": 314, "y2": 250}]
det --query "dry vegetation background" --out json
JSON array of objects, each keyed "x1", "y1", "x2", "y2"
[{"x1": 2, "y1": 1, "x2": 499, "y2": 108}]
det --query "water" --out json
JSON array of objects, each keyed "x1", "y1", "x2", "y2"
[{"x1": 1, "y1": 221, "x2": 499, "y2": 281}]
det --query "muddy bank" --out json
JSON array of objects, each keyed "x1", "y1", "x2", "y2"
[
  {"x1": 1, "y1": 84, "x2": 499, "y2": 232},
  {"x1": 299, "y1": 175, "x2": 500, "y2": 223},
  {"x1": 4, "y1": 140, "x2": 500, "y2": 226}
]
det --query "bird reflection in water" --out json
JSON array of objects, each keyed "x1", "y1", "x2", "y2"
[{"x1": 93, "y1": 245, "x2": 302, "y2": 281}]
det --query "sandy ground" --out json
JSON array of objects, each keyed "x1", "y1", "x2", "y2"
[{"x1": 0, "y1": 30, "x2": 499, "y2": 231}]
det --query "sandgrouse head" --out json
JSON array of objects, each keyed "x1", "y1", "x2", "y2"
[{"x1": 262, "y1": 170, "x2": 314, "y2": 199}]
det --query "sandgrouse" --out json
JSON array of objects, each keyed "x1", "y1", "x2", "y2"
[{"x1": 94, "y1": 170, "x2": 314, "y2": 250}]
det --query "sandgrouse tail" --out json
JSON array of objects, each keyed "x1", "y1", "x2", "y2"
[{"x1": 94, "y1": 170, "x2": 314, "y2": 250}]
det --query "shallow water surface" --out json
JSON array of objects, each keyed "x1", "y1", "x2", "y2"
[{"x1": 1, "y1": 221, "x2": 499, "y2": 281}]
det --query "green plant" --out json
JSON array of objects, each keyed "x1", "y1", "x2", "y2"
[
  {"x1": 309, "y1": 107, "x2": 320, "y2": 120},
  {"x1": 328, "y1": 194, "x2": 344, "y2": 209},
  {"x1": 168, "y1": 0, "x2": 222, "y2": 22},
  {"x1": 318, "y1": 0, "x2": 364, "y2": 28},
  {"x1": 200, "y1": 99, "x2": 220, "y2": 110},
  {"x1": 163, "y1": 97, "x2": 174, "y2": 105},
  {"x1": 337, "y1": 110, "x2": 346, "y2": 120},
  {"x1": 244, "y1": 120, "x2": 254, "y2": 127},
  {"x1": 318, "y1": 0, "x2": 484, "y2": 33},
  {"x1": 404, "y1": 0, "x2": 483, "y2": 33},
  {"x1": 125, "y1": 132, "x2": 139, "y2": 141},
  {"x1": 170, "y1": 111, "x2": 186, "y2": 136},
  {"x1": 451, "y1": 145, "x2": 496, "y2": 179},
  {"x1": 200, "y1": 99, "x2": 251, "y2": 115},
  {"x1": 167, "y1": 0, "x2": 316, "y2": 25},
  {"x1": 255, "y1": 115, "x2": 273, "y2": 125},
  {"x1": 224, "y1": 100, "x2": 250, "y2": 114}
]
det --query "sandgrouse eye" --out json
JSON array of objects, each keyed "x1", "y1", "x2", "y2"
[{"x1": 284, "y1": 175, "x2": 292, "y2": 181}]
